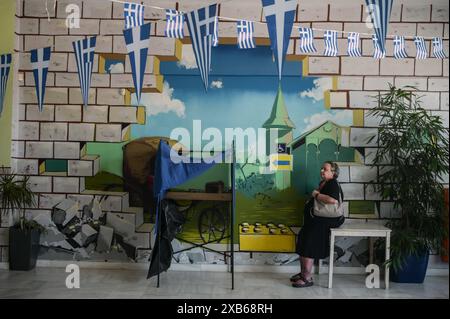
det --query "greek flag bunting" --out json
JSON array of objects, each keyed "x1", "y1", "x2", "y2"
[
  {"x1": 124, "y1": 2, "x2": 145, "y2": 29},
  {"x1": 212, "y1": 16, "x2": 219, "y2": 47},
  {"x1": 298, "y1": 27, "x2": 317, "y2": 54},
  {"x1": 185, "y1": 4, "x2": 218, "y2": 91},
  {"x1": 30, "y1": 47, "x2": 51, "y2": 112},
  {"x1": 72, "y1": 36, "x2": 96, "y2": 107},
  {"x1": 165, "y1": 9, "x2": 184, "y2": 39},
  {"x1": 237, "y1": 20, "x2": 256, "y2": 49},
  {"x1": 347, "y1": 32, "x2": 362, "y2": 57},
  {"x1": 0, "y1": 53, "x2": 11, "y2": 115},
  {"x1": 372, "y1": 34, "x2": 385, "y2": 59},
  {"x1": 123, "y1": 23, "x2": 151, "y2": 105},
  {"x1": 365, "y1": 0, "x2": 393, "y2": 54},
  {"x1": 323, "y1": 30, "x2": 338, "y2": 56},
  {"x1": 414, "y1": 36, "x2": 428, "y2": 60},
  {"x1": 393, "y1": 35, "x2": 408, "y2": 59},
  {"x1": 262, "y1": 0, "x2": 297, "y2": 80},
  {"x1": 432, "y1": 37, "x2": 447, "y2": 59}
]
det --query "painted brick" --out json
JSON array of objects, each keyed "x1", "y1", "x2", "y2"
[
  {"x1": 328, "y1": 91, "x2": 348, "y2": 108},
  {"x1": 95, "y1": 36, "x2": 114, "y2": 53},
  {"x1": 337, "y1": 76, "x2": 363, "y2": 90},
  {"x1": 83, "y1": 1, "x2": 112, "y2": 18},
  {"x1": 341, "y1": 57, "x2": 379, "y2": 75},
  {"x1": 431, "y1": 111, "x2": 450, "y2": 129},
  {"x1": 418, "y1": 23, "x2": 445, "y2": 38},
  {"x1": 340, "y1": 183, "x2": 364, "y2": 200},
  {"x1": 24, "y1": 35, "x2": 53, "y2": 51},
  {"x1": 18, "y1": 122, "x2": 39, "y2": 140},
  {"x1": 148, "y1": 37, "x2": 177, "y2": 57},
  {"x1": 68, "y1": 160, "x2": 94, "y2": 177},
  {"x1": 379, "y1": 202, "x2": 401, "y2": 219},
  {"x1": 100, "y1": 20, "x2": 123, "y2": 35},
  {"x1": 416, "y1": 92, "x2": 441, "y2": 110},
  {"x1": 40, "y1": 123, "x2": 68, "y2": 141},
  {"x1": 441, "y1": 93, "x2": 449, "y2": 111},
  {"x1": 13, "y1": 158, "x2": 39, "y2": 175},
  {"x1": 66, "y1": 194, "x2": 94, "y2": 208},
  {"x1": 350, "y1": 165, "x2": 378, "y2": 183},
  {"x1": 444, "y1": 60, "x2": 449, "y2": 77},
  {"x1": 55, "y1": 105, "x2": 82, "y2": 122},
  {"x1": 24, "y1": 0, "x2": 56, "y2": 17},
  {"x1": 56, "y1": 0, "x2": 83, "y2": 18},
  {"x1": 394, "y1": 77, "x2": 428, "y2": 91},
  {"x1": 365, "y1": 184, "x2": 382, "y2": 201},
  {"x1": 24, "y1": 72, "x2": 54, "y2": 87},
  {"x1": 68, "y1": 53, "x2": 99, "y2": 72},
  {"x1": 343, "y1": 23, "x2": 372, "y2": 38},
  {"x1": 11, "y1": 141, "x2": 25, "y2": 158},
  {"x1": 55, "y1": 35, "x2": 84, "y2": 52},
  {"x1": 415, "y1": 59, "x2": 443, "y2": 76},
  {"x1": 69, "y1": 88, "x2": 96, "y2": 105},
  {"x1": 91, "y1": 74, "x2": 111, "y2": 88},
  {"x1": 387, "y1": 23, "x2": 417, "y2": 37},
  {"x1": 432, "y1": 4, "x2": 449, "y2": 22},
  {"x1": 401, "y1": 4, "x2": 431, "y2": 22},
  {"x1": 380, "y1": 58, "x2": 415, "y2": 76},
  {"x1": 54, "y1": 142, "x2": 81, "y2": 159},
  {"x1": 329, "y1": 4, "x2": 362, "y2": 21},
  {"x1": 18, "y1": 18, "x2": 39, "y2": 34},
  {"x1": 69, "y1": 19, "x2": 100, "y2": 35},
  {"x1": 350, "y1": 128, "x2": 378, "y2": 147},
  {"x1": 95, "y1": 124, "x2": 123, "y2": 142},
  {"x1": 55, "y1": 73, "x2": 80, "y2": 87},
  {"x1": 112, "y1": 35, "x2": 126, "y2": 54},
  {"x1": 26, "y1": 105, "x2": 54, "y2": 122},
  {"x1": 110, "y1": 74, "x2": 158, "y2": 89},
  {"x1": 349, "y1": 91, "x2": 379, "y2": 109},
  {"x1": 25, "y1": 141, "x2": 53, "y2": 159},
  {"x1": 364, "y1": 111, "x2": 384, "y2": 127},
  {"x1": 83, "y1": 105, "x2": 109, "y2": 123},
  {"x1": 28, "y1": 176, "x2": 52, "y2": 193},
  {"x1": 428, "y1": 78, "x2": 449, "y2": 92},
  {"x1": 68, "y1": 123, "x2": 96, "y2": 141},
  {"x1": 39, "y1": 194, "x2": 67, "y2": 209},
  {"x1": 221, "y1": 0, "x2": 261, "y2": 22},
  {"x1": 96, "y1": 195, "x2": 122, "y2": 212},
  {"x1": 364, "y1": 76, "x2": 394, "y2": 90},
  {"x1": 53, "y1": 177, "x2": 79, "y2": 194},
  {"x1": 109, "y1": 107, "x2": 138, "y2": 123},
  {"x1": 337, "y1": 166, "x2": 350, "y2": 183},
  {"x1": 40, "y1": 18, "x2": 69, "y2": 35},
  {"x1": 307, "y1": 57, "x2": 340, "y2": 75},
  {"x1": 97, "y1": 88, "x2": 125, "y2": 105}
]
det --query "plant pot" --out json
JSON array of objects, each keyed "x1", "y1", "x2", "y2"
[
  {"x1": 9, "y1": 227, "x2": 41, "y2": 271},
  {"x1": 390, "y1": 251, "x2": 430, "y2": 283}
]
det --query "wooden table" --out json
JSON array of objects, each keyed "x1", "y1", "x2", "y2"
[{"x1": 328, "y1": 222, "x2": 392, "y2": 289}]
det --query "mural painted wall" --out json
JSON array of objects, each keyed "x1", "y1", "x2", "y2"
[{"x1": 1, "y1": 0, "x2": 447, "y2": 268}]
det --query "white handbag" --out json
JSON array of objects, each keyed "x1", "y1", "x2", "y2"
[{"x1": 312, "y1": 185, "x2": 344, "y2": 218}]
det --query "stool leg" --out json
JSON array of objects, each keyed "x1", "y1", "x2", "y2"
[
  {"x1": 328, "y1": 234, "x2": 335, "y2": 288},
  {"x1": 385, "y1": 233, "x2": 390, "y2": 289}
]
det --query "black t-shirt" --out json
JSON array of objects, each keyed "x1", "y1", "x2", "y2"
[{"x1": 319, "y1": 178, "x2": 343, "y2": 202}]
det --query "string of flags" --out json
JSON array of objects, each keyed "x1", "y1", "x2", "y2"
[{"x1": 0, "y1": 0, "x2": 448, "y2": 115}]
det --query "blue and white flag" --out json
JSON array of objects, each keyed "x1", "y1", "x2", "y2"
[
  {"x1": 432, "y1": 37, "x2": 447, "y2": 59},
  {"x1": 237, "y1": 20, "x2": 256, "y2": 49},
  {"x1": 365, "y1": 0, "x2": 393, "y2": 55},
  {"x1": 323, "y1": 30, "x2": 338, "y2": 56},
  {"x1": 262, "y1": 0, "x2": 297, "y2": 80},
  {"x1": 414, "y1": 36, "x2": 427, "y2": 60},
  {"x1": 165, "y1": 9, "x2": 184, "y2": 39},
  {"x1": 372, "y1": 34, "x2": 385, "y2": 59},
  {"x1": 31, "y1": 47, "x2": 51, "y2": 112},
  {"x1": 0, "y1": 53, "x2": 12, "y2": 115},
  {"x1": 393, "y1": 35, "x2": 408, "y2": 59},
  {"x1": 123, "y1": 23, "x2": 151, "y2": 105},
  {"x1": 347, "y1": 32, "x2": 362, "y2": 57},
  {"x1": 124, "y1": 2, "x2": 144, "y2": 29},
  {"x1": 185, "y1": 4, "x2": 218, "y2": 91},
  {"x1": 72, "y1": 36, "x2": 96, "y2": 107},
  {"x1": 298, "y1": 27, "x2": 317, "y2": 54},
  {"x1": 212, "y1": 16, "x2": 219, "y2": 47}
]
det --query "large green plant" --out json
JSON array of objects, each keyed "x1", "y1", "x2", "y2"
[
  {"x1": 369, "y1": 85, "x2": 449, "y2": 271},
  {"x1": 0, "y1": 169, "x2": 43, "y2": 232}
]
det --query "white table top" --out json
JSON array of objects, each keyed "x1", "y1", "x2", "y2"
[{"x1": 331, "y1": 222, "x2": 391, "y2": 234}]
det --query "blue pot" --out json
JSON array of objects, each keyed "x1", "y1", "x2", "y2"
[{"x1": 390, "y1": 251, "x2": 430, "y2": 283}]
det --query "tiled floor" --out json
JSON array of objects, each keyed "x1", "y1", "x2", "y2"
[{"x1": 0, "y1": 268, "x2": 448, "y2": 299}]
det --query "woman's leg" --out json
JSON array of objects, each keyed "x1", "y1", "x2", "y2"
[{"x1": 301, "y1": 257, "x2": 314, "y2": 280}]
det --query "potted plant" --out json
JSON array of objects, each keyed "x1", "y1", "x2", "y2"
[
  {"x1": 0, "y1": 170, "x2": 45, "y2": 270},
  {"x1": 369, "y1": 85, "x2": 449, "y2": 283}
]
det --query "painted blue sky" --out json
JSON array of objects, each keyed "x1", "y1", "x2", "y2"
[{"x1": 131, "y1": 45, "x2": 352, "y2": 144}]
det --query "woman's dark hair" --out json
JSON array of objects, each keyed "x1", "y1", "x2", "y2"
[{"x1": 324, "y1": 161, "x2": 340, "y2": 178}]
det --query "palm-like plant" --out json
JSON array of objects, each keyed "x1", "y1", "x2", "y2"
[
  {"x1": 0, "y1": 169, "x2": 40, "y2": 231},
  {"x1": 369, "y1": 85, "x2": 449, "y2": 271}
]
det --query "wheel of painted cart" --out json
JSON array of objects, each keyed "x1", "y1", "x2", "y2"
[{"x1": 198, "y1": 206, "x2": 226, "y2": 244}]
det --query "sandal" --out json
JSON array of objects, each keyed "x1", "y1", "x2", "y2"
[
  {"x1": 292, "y1": 274, "x2": 314, "y2": 288},
  {"x1": 290, "y1": 272, "x2": 303, "y2": 282}
]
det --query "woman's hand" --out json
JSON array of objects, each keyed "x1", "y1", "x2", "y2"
[{"x1": 312, "y1": 190, "x2": 320, "y2": 198}]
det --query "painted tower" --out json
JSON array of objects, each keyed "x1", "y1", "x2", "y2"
[{"x1": 262, "y1": 85, "x2": 296, "y2": 190}]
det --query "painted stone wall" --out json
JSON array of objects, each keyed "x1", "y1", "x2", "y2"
[{"x1": 0, "y1": 0, "x2": 448, "y2": 267}]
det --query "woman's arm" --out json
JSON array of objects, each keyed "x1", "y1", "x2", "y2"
[{"x1": 316, "y1": 193, "x2": 338, "y2": 205}]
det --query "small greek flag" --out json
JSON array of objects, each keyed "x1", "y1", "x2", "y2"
[
  {"x1": 0, "y1": 54, "x2": 11, "y2": 116},
  {"x1": 432, "y1": 37, "x2": 447, "y2": 59},
  {"x1": 237, "y1": 20, "x2": 255, "y2": 49},
  {"x1": 123, "y1": 23, "x2": 151, "y2": 105},
  {"x1": 31, "y1": 47, "x2": 51, "y2": 112},
  {"x1": 372, "y1": 34, "x2": 385, "y2": 59},
  {"x1": 414, "y1": 36, "x2": 428, "y2": 60},
  {"x1": 72, "y1": 36, "x2": 96, "y2": 107},
  {"x1": 393, "y1": 35, "x2": 408, "y2": 59},
  {"x1": 298, "y1": 27, "x2": 317, "y2": 54},
  {"x1": 323, "y1": 30, "x2": 338, "y2": 56},
  {"x1": 124, "y1": 2, "x2": 144, "y2": 29},
  {"x1": 347, "y1": 32, "x2": 362, "y2": 57},
  {"x1": 165, "y1": 9, "x2": 184, "y2": 39},
  {"x1": 212, "y1": 16, "x2": 219, "y2": 47}
]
